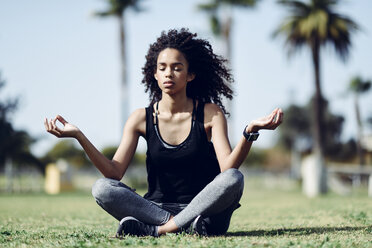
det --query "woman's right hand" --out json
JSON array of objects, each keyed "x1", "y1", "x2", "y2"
[{"x1": 44, "y1": 115, "x2": 80, "y2": 138}]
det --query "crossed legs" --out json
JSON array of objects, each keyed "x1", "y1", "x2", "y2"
[{"x1": 92, "y1": 168, "x2": 244, "y2": 236}]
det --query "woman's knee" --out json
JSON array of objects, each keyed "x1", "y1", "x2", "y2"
[
  {"x1": 219, "y1": 168, "x2": 244, "y2": 191},
  {"x1": 92, "y1": 178, "x2": 135, "y2": 204},
  {"x1": 91, "y1": 178, "x2": 116, "y2": 203}
]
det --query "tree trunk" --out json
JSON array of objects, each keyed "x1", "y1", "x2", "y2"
[
  {"x1": 307, "y1": 41, "x2": 327, "y2": 196},
  {"x1": 221, "y1": 6, "x2": 235, "y2": 144},
  {"x1": 5, "y1": 157, "x2": 13, "y2": 193},
  {"x1": 290, "y1": 140, "x2": 301, "y2": 180},
  {"x1": 354, "y1": 93, "x2": 365, "y2": 166},
  {"x1": 119, "y1": 13, "x2": 129, "y2": 129}
]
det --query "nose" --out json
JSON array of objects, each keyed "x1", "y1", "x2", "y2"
[{"x1": 165, "y1": 68, "x2": 173, "y2": 78}]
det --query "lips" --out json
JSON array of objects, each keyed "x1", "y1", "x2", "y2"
[{"x1": 163, "y1": 81, "x2": 175, "y2": 87}]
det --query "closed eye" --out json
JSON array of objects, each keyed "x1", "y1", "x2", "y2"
[{"x1": 157, "y1": 62, "x2": 184, "y2": 71}]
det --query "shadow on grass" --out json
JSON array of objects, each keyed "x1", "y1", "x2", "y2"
[{"x1": 226, "y1": 226, "x2": 371, "y2": 237}]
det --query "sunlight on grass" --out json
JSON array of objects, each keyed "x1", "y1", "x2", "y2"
[{"x1": 1, "y1": 177, "x2": 371, "y2": 248}]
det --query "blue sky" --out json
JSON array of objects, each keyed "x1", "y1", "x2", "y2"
[{"x1": 1, "y1": 0, "x2": 371, "y2": 156}]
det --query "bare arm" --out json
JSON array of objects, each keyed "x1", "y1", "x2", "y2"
[
  {"x1": 44, "y1": 109, "x2": 146, "y2": 180},
  {"x1": 207, "y1": 104, "x2": 283, "y2": 172}
]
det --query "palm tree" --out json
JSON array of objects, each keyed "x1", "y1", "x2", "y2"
[
  {"x1": 349, "y1": 76, "x2": 371, "y2": 166},
  {"x1": 199, "y1": 0, "x2": 259, "y2": 63},
  {"x1": 274, "y1": 0, "x2": 359, "y2": 195},
  {"x1": 94, "y1": 0, "x2": 143, "y2": 128},
  {"x1": 198, "y1": 0, "x2": 260, "y2": 142},
  {"x1": 1, "y1": 74, "x2": 43, "y2": 191}
]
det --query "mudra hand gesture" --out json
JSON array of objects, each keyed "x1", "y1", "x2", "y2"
[
  {"x1": 247, "y1": 108, "x2": 283, "y2": 132},
  {"x1": 44, "y1": 115, "x2": 80, "y2": 138}
]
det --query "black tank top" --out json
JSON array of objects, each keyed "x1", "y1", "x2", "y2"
[{"x1": 144, "y1": 100, "x2": 221, "y2": 203}]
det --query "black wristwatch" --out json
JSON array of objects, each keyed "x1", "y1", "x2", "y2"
[{"x1": 243, "y1": 125, "x2": 259, "y2": 142}]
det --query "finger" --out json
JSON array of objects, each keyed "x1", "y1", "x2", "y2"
[
  {"x1": 268, "y1": 111, "x2": 277, "y2": 123},
  {"x1": 49, "y1": 129, "x2": 62, "y2": 137},
  {"x1": 52, "y1": 117, "x2": 58, "y2": 129},
  {"x1": 274, "y1": 112, "x2": 280, "y2": 124},
  {"x1": 272, "y1": 108, "x2": 282, "y2": 124},
  {"x1": 50, "y1": 119, "x2": 57, "y2": 130},
  {"x1": 271, "y1": 113, "x2": 283, "y2": 129},
  {"x1": 46, "y1": 118, "x2": 53, "y2": 131},
  {"x1": 46, "y1": 125, "x2": 60, "y2": 136},
  {"x1": 56, "y1": 115, "x2": 68, "y2": 125},
  {"x1": 262, "y1": 110, "x2": 275, "y2": 123},
  {"x1": 270, "y1": 108, "x2": 278, "y2": 117},
  {"x1": 52, "y1": 116, "x2": 65, "y2": 133},
  {"x1": 279, "y1": 112, "x2": 284, "y2": 123},
  {"x1": 276, "y1": 109, "x2": 284, "y2": 123},
  {"x1": 55, "y1": 126, "x2": 64, "y2": 133},
  {"x1": 44, "y1": 118, "x2": 50, "y2": 131},
  {"x1": 49, "y1": 119, "x2": 57, "y2": 133},
  {"x1": 271, "y1": 111, "x2": 281, "y2": 127}
]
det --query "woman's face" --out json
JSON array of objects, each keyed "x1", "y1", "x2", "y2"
[{"x1": 154, "y1": 48, "x2": 195, "y2": 96}]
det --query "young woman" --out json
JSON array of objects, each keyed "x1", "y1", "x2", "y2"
[{"x1": 44, "y1": 28, "x2": 283, "y2": 237}]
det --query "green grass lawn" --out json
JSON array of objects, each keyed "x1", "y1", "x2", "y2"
[{"x1": 0, "y1": 177, "x2": 371, "y2": 248}]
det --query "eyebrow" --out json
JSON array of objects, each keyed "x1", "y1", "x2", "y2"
[{"x1": 157, "y1": 62, "x2": 184, "y2": 66}]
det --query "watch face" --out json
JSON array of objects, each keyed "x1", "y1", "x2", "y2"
[
  {"x1": 243, "y1": 127, "x2": 259, "y2": 141},
  {"x1": 249, "y1": 132, "x2": 259, "y2": 141}
]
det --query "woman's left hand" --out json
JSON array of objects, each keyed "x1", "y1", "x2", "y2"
[{"x1": 246, "y1": 108, "x2": 283, "y2": 133}]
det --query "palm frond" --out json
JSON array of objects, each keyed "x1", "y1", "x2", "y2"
[
  {"x1": 199, "y1": 0, "x2": 260, "y2": 37},
  {"x1": 274, "y1": 0, "x2": 359, "y2": 60},
  {"x1": 94, "y1": 10, "x2": 119, "y2": 17},
  {"x1": 211, "y1": 15, "x2": 222, "y2": 35},
  {"x1": 220, "y1": 0, "x2": 259, "y2": 8},
  {"x1": 198, "y1": 2, "x2": 219, "y2": 12},
  {"x1": 350, "y1": 76, "x2": 371, "y2": 93},
  {"x1": 94, "y1": 0, "x2": 143, "y2": 17},
  {"x1": 279, "y1": 0, "x2": 311, "y2": 14}
]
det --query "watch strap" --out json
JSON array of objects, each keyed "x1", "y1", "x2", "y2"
[{"x1": 243, "y1": 126, "x2": 259, "y2": 142}]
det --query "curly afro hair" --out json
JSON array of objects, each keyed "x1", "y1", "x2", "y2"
[{"x1": 141, "y1": 28, "x2": 234, "y2": 115}]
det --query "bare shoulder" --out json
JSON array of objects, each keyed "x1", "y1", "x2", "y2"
[
  {"x1": 125, "y1": 108, "x2": 146, "y2": 135},
  {"x1": 130, "y1": 108, "x2": 146, "y2": 121},
  {"x1": 204, "y1": 103, "x2": 226, "y2": 124}
]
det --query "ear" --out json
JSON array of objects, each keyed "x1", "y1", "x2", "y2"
[
  {"x1": 187, "y1": 73, "x2": 195, "y2": 82},
  {"x1": 154, "y1": 73, "x2": 158, "y2": 81}
]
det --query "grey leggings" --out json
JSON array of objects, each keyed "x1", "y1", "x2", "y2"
[{"x1": 92, "y1": 168, "x2": 244, "y2": 235}]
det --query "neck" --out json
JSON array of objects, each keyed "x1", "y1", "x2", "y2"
[{"x1": 159, "y1": 93, "x2": 191, "y2": 114}]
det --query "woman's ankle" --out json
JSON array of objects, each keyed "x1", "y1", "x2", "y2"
[{"x1": 157, "y1": 216, "x2": 178, "y2": 235}]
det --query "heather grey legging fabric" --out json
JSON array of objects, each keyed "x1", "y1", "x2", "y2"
[{"x1": 92, "y1": 168, "x2": 244, "y2": 235}]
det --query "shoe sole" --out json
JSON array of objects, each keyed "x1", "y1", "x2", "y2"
[
  {"x1": 117, "y1": 217, "x2": 139, "y2": 237},
  {"x1": 120, "y1": 216, "x2": 138, "y2": 225},
  {"x1": 192, "y1": 215, "x2": 207, "y2": 236},
  {"x1": 117, "y1": 216, "x2": 158, "y2": 237}
]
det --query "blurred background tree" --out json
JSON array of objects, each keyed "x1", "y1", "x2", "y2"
[
  {"x1": 273, "y1": 0, "x2": 359, "y2": 194},
  {"x1": 368, "y1": 117, "x2": 372, "y2": 129},
  {"x1": 101, "y1": 146, "x2": 117, "y2": 160},
  {"x1": 41, "y1": 140, "x2": 90, "y2": 168},
  {"x1": 348, "y1": 76, "x2": 371, "y2": 166},
  {"x1": 0, "y1": 72, "x2": 42, "y2": 173},
  {"x1": 101, "y1": 145, "x2": 146, "y2": 165},
  {"x1": 198, "y1": 0, "x2": 260, "y2": 61},
  {"x1": 198, "y1": 0, "x2": 260, "y2": 142},
  {"x1": 94, "y1": 0, "x2": 144, "y2": 129},
  {"x1": 279, "y1": 97, "x2": 356, "y2": 162}
]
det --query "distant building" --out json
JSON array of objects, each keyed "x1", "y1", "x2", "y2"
[{"x1": 361, "y1": 135, "x2": 372, "y2": 151}]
